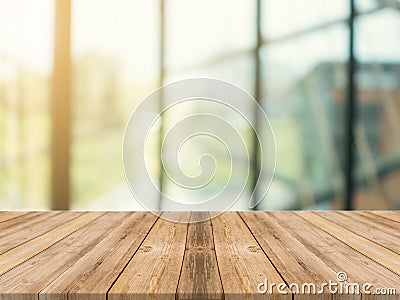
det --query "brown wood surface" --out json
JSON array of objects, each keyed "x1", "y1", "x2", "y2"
[
  {"x1": 0, "y1": 211, "x2": 398, "y2": 300},
  {"x1": 177, "y1": 212, "x2": 223, "y2": 300},
  {"x1": 0, "y1": 211, "x2": 29, "y2": 224},
  {"x1": 296, "y1": 212, "x2": 400, "y2": 275}
]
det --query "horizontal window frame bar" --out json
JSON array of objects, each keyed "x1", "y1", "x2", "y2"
[{"x1": 170, "y1": 5, "x2": 390, "y2": 74}]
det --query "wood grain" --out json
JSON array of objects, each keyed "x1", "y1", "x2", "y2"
[
  {"x1": 40, "y1": 212, "x2": 158, "y2": 300},
  {"x1": 362, "y1": 211, "x2": 400, "y2": 227},
  {"x1": 0, "y1": 212, "x2": 47, "y2": 233},
  {"x1": 0, "y1": 212, "x2": 102, "y2": 276},
  {"x1": 296, "y1": 211, "x2": 400, "y2": 276},
  {"x1": 0, "y1": 212, "x2": 29, "y2": 223},
  {"x1": 0, "y1": 211, "x2": 82, "y2": 255},
  {"x1": 213, "y1": 212, "x2": 290, "y2": 300},
  {"x1": 269, "y1": 212, "x2": 400, "y2": 296},
  {"x1": 0, "y1": 212, "x2": 121, "y2": 300},
  {"x1": 370, "y1": 211, "x2": 400, "y2": 223},
  {"x1": 108, "y1": 212, "x2": 190, "y2": 300},
  {"x1": 316, "y1": 211, "x2": 400, "y2": 255},
  {"x1": 240, "y1": 211, "x2": 337, "y2": 300},
  {"x1": 0, "y1": 211, "x2": 399, "y2": 300},
  {"x1": 177, "y1": 212, "x2": 223, "y2": 300}
]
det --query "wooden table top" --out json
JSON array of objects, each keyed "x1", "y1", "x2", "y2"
[{"x1": 0, "y1": 211, "x2": 399, "y2": 300}]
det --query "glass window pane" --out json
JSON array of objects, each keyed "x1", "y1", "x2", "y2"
[
  {"x1": 165, "y1": 0, "x2": 255, "y2": 72},
  {"x1": 71, "y1": 0, "x2": 160, "y2": 210},
  {"x1": 163, "y1": 55, "x2": 255, "y2": 210},
  {"x1": 0, "y1": 0, "x2": 53, "y2": 209},
  {"x1": 260, "y1": 25, "x2": 348, "y2": 210},
  {"x1": 262, "y1": 0, "x2": 348, "y2": 40},
  {"x1": 166, "y1": 55, "x2": 254, "y2": 95},
  {"x1": 354, "y1": 9, "x2": 400, "y2": 209},
  {"x1": 356, "y1": 0, "x2": 400, "y2": 13}
]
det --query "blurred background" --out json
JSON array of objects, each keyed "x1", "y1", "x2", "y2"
[{"x1": 0, "y1": 0, "x2": 400, "y2": 211}]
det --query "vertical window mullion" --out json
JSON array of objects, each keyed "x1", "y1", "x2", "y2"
[
  {"x1": 51, "y1": 0, "x2": 72, "y2": 210},
  {"x1": 158, "y1": 0, "x2": 166, "y2": 210},
  {"x1": 251, "y1": 0, "x2": 262, "y2": 210},
  {"x1": 344, "y1": 0, "x2": 357, "y2": 210}
]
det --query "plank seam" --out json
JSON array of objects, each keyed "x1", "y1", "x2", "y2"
[
  {"x1": 175, "y1": 212, "x2": 191, "y2": 300},
  {"x1": 0, "y1": 212, "x2": 30, "y2": 224},
  {"x1": 369, "y1": 211, "x2": 400, "y2": 224},
  {"x1": 0, "y1": 212, "x2": 84, "y2": 256},
  {"x1": 0, "y1": 212, "x2": 45, "y2": 232},
  {"x1": 316, "y1": 212, "x2": 400, "y2": 257},
  {"x1": 36, "y1": 212, "x2": 134, "y2": 297},
  {"x1": 209, "y1": 211, "x2": 225, "y2": 300},
  {"x1": 348, "y1": 212, "x2": 400, "y2": 235},
  {"x1": 271, "y1": 212, "x2": 373, "y2": 296},
  {"x1": 105, "y1": 213, "x2": 161, "y2": 300},
  {"x1": 237, "y1": 212, "x2": 294, "y2": 300},
  {"x1": 0, "y1": 212, "x2": 105, "y2": 276},
  {"x1": 296, "y1": 211, "x2": 400, "y2": 277}
]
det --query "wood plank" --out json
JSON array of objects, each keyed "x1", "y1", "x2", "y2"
[
  {"x1": 0, "y1": 212, "x2": 125, "y2": 300},
  {"x1": 0, "y1": 212, "x2": 47, "y2": 232},
  {"x1": 352, "y1": 211, "x2": 400, "y2": 236},
  {"x1": 0, "y1": 212, "x2": 58, "y2": 238},
  {"x1": 0, "y1": 212, "x2": 29, "y2": 223},
  {"x1": 176, "y1": 212, "x2": 223, "y2": 300},
  {"x1": 0, "y1": 211, "x2": 398, "y2": 300},
  {"x1": 0, "y1": 211, "x2": 83, "y2": 254},
  {"x1": 0, "y1": 212, "x2": 103, "y2": 276},
  {"x1": 316, "y1": 211, "x2": 400, "y2": 255},
  {"x1": 240, "y1": 211, "x2": 349, "y2": 300},
  {"x1": 108, "y1": 212, "x2": 190, "y2": 300},
  {"x1": 369, "y1": 211, "x2": 400, "y2": 224},
  {"x1": 213, "y1": 212, "x2": 290, "y2": 300},
  {"x1": 269, "y1": 212, "x2": 400, "y2": 296},
  {"x1": 39, "y1": 212, "x2": 158, "y2": 300},
  {"x1": 295, "y1": 211, "x2": 400, "y2": 276}
]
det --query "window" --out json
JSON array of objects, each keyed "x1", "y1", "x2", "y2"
[
  {"x1": 1, "y1": 0, "x2": 399, "y2": 210},
  {"x1": 0, "y1": 0, "x2": 53, "y2": 209}
]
